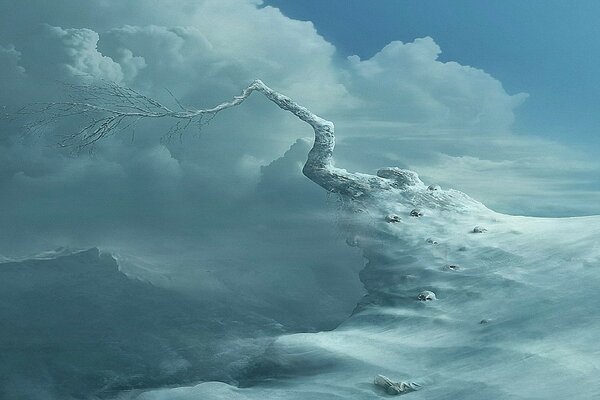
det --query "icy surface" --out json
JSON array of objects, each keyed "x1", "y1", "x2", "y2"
[
  {"x1": 0, "y1": 248, "x2": 283, "y2": 398},
  {"x1": 128, "y1": 170, "x2": 600, "y2": 400},
  {"x1": 3, "y1": 171, "x2": 600, "y2": 399}
]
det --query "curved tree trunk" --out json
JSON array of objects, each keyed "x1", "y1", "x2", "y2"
[
  {"x1": 26, "y1": 79, "x2": 378, "y2": 196},
  {"x1": 211, "y1": 80, "x2": 364, "y2": 196}
]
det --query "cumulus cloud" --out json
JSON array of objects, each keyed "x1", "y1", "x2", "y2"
[
  {"x1": 0, "y1": 43, "x2": 25, "y2": 76},
  {"x1": 26, "y1": 25, "x2": 142, "y2": 83},
  {"x1": 345, "y1": 37, "x2": 528, "y2": 133}
]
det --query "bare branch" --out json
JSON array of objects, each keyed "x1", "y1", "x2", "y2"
[
  {"x1": 19, "y1": 79, "x2": 383, "y2": 195},
  {"x1": 164, "y1": 87, "x2": 188, "y2": 112}
]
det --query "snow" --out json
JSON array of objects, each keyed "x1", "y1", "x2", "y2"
[
  {"x1": 2, "y1": 167, "x2": 599, "y2": 399},
  {"x1": 0, "y1": 248, "x2": 281, "y2": 398},
  {"x1": 128, "y1": 169, "x2": 600, "y2": 399}
]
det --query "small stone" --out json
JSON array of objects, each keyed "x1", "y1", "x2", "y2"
[
  {"x1": 385, "y1": 214, "x2": 401, "y2": 223},
  {"x1": 427, "y1": 184, "x2": 441, "y2": 191},
  {"x1": 472, "y1": 226, "x2": 487, "y2": 233},
  {"x1": 410, "y1": 209, "x2": 423, "y2": 217},
  {"x1": 345, "y1": 236, "x2": 359, "y2": 247},
  {"x1": 374, "y1": 374, "x2": 421, "y2": 395},
  {"x1": 417, "y1": 290, "x2": 436, "y2": 301}
]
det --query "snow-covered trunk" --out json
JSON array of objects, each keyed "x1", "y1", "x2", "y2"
[{"x1": 224, "y1": 80, "x2": 366, "y2": 196}]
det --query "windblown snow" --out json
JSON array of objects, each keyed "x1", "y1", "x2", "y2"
[
  {"x1": 3, "y1": 168, "x2": 600, "y2": 399},
  {"x1": 125, "y1": 168, "x2": 600, "y2": 400}
]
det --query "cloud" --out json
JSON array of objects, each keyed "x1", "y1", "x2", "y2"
[
  {"x1": 0, "y1": 43, "x2": 25, "y2": 76},
  {"x1": 346, "y1": 37, "x2": 528, "y2": 133},
  {"x1": 0, "y1": 0, "x2": 596, "y2": 259},
  {"x1": 0, "y1": 0, "x2": 596, "y2": 266},
  {"x1": 31, "y1": 25, "x2": 143, "y2": 83}
]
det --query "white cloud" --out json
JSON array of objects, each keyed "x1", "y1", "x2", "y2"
[
  {"x1": 0, "y1": 44, "x2": 25, "y2": 75},
  {"x1": 346, "y1": 37, "x2": 528, "y2": 133},
  {"x1": 42, "y1": 25, "x2": 134, "y2": 82}
]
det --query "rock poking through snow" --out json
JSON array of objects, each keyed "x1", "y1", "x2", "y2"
[
  {"x1": 410, "y1": 209, "x2": 424, "y2": 217},
  {"x1": 386, "y1": 214, "x2": 401, "y2": 223},
  {"x1": 418, "y1": 290, "x2": 437, "y2": 301},
  {"x1": 374, "y1": 374, "x2": 421, "y2": 395},
  {"x1": 472, "y1": 226, "x2": 487, "y2": 233}
]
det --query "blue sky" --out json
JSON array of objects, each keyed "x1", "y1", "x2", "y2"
[{"x1": 265, "y1": 0, "x2": 600, "y2": 149}]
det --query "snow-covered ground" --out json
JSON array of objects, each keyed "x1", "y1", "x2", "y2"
[
  {"x1": 0, "y1": 248, "x2": 284, "y2": 399},
  {"x1": 129, "y1": 170, "x2": 600, "y2": 399},
  {"x1": 5, "y1": 167, "x2": 599, "y2": 399}
]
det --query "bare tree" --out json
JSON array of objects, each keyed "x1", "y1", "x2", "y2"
[{"x1": 18, "y1": 79, "x2": 404, "y2": 199}]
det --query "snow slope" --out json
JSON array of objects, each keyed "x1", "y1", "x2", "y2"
[
  {"x1": 0, "y1": 248, "x2": 281, "y2": 399},
  {"x1": 131, "y1": 170, "x2": 600, "y2": 399}
]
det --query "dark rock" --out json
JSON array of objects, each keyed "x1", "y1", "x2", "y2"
[
  {"x1": 410, "y1": 209, "x2": 423, "y2": 217},
  {"x1": 385, "y1": 214, "x2": 401, "y2": 223},
  {"x1": 417, "y1": 290, "x2": 436, "y2": 301}
]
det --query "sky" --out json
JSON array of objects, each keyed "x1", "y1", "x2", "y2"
[
  {"x1": 265, "y1": 0, "x2": 600, "y2": 149},
  {"x1": 1, "y1": 0, "x2": 599, "y2": 273}
]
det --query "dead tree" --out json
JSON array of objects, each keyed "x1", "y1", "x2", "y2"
[{"x1": 20, "y1": 80, "x2": 394, "y2": 197}]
